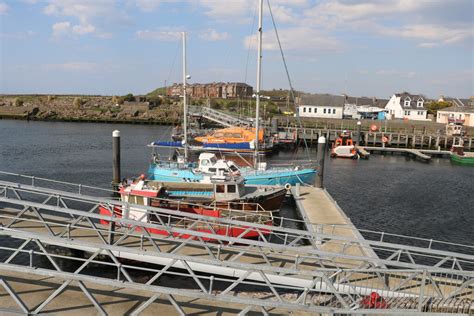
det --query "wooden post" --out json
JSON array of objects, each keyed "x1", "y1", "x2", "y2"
[
  {"x1": 435, "y1": 136, "x2": 440, "y2": 149},
  {"x1": 112, "y1": 130, "x2": 121, "y2": 191},
  {"x1": 356, "y1": 121, "x2": 362, "y2": 146},
  {"x1": 315, "y1": 136, "x2": 326, "y2": 188},
  {"x1": 397, "y1": 133, "x2": 401, "y2": 148}
]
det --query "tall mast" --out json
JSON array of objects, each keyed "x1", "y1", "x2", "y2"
[
  {"x1": 254, "y1": 0, "x2": 263, "y2": 169},
  {"x1": 182, "y1": 31, "x2": 188, "y2": 161}
]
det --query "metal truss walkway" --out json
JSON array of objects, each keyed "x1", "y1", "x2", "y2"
[
  {"x1": 189, "y1": 106, "x2": 253, "y2": 127},
  {"x1": 0, "y1": 174, "x2": 472, "y2": 315}
]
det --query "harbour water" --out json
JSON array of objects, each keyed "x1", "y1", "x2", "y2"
[{"x1": 0, "y1": 120, "x2": 473, "y2": 245}]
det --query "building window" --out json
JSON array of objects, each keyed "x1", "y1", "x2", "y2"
[
  {"x1": 438, "y1": 113, "x2": 440, "y2": 119},
  {"x1": 459, "y1": 114, "x2": 462, "y2": 119},
  {"x1": 323, "y1": 108, "x2": 326, "y2": 114},
  {"x1": 417, "y1": 101, "x2": 423, "y2": 107},
  {"x1": 404, "y1": 100, "x2": 410, "y2": 107},
  {"x1": 308, "y1": 107, "x2": 312, "y2": 113},
  {"x1": 303, "y1": 107, "x2": 306, "y2": 113},
  {"x1": 333, "y1": 109, "x2": 336, "y2": 114},
  {"x1": 314, "y1": 108, "x2": 317, "y2": 113}
]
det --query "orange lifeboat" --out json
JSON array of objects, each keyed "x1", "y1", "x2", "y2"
[{"x1": 195, "y1": 127, "x2": 264, "y2": 144}]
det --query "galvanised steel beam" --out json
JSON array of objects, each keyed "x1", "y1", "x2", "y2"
[
  {"x1": 0, "y1": 234, "x2": 472, "y2": 315},
  {"x1": 0, "y1": 183, "x2": 473, "y2": 273}
]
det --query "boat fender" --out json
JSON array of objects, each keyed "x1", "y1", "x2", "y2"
[{"x1": 284, "y1": 183, "x2": 292, "y2": 191}]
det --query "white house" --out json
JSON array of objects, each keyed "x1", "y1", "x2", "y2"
[
  {"x1": 297, "y1": 94, "x2": 345, "y2": 119},
  {"x1": 384, "y1": 92, "x2": 428, "y2": 121},
  {"x1": 437, "y1": 105, "x2": 474, "y2": 127}
]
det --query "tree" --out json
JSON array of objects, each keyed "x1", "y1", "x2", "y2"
[
  {"x1": 123, "y1": 93, "x2": 135, "y2": 102},
  {"x1": 426, "y1": 101, "x2": 452, "y2": 115}
]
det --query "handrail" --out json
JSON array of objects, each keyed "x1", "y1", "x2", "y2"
[{"x1": 0, "y1": 170, "x2": 473, "y2": 253}]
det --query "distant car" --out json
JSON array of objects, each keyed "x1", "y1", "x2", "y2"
[{"x1": 283, "y1": 111, "x2": 294, "y2": 116}]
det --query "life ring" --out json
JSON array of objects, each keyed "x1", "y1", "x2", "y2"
[
  {"x1": 382, "y1": 136, "x2": 389, "y2": 143},
  {"x1": 284, "y1": 183, "x2": 292, "y2": 190}
]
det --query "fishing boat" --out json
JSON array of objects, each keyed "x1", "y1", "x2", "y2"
[
  {"x1": 450, "y1": 145, "x2": 474, "y2": 165},
  {"x1": 330, "y1": 131, "x2": 359, "y2": 159},
  {"x1": 98, "y1": 174, "x2": 281, "y2": 239},
  {"x1": 147, "y1": 4, "x2": 316, "y2": 186}
]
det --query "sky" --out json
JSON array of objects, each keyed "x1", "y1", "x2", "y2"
[{"x1": 0, "y1": 0, "x2": 472, "y2": 99}]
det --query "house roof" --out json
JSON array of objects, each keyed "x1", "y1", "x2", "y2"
[
  {"x1": 438, "y1": 105, "x2": 474, "y2": 113},
  {"x1": 298, "y1": 94, "x2": 345, "y2": 107},
  {"x1": 345, "y1": 96, "x2": 388, "y2": 108},
  {"x1": 396, "y1": 92, "x2": 427, "y2": 110}
]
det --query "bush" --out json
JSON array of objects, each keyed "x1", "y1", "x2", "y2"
[
  {"x1": 123, "y1": 93, "x2": 134, "y2": 102},
  {"x1": 73, "y1": 97, "x2": 84, "y2": 109},
  {"x1": 13, "y1": 98, "x2": 24, "y2": 107}
]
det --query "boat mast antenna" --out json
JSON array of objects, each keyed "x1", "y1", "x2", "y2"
[
  {"x1": 182, "y1": 31, "x2": 189, "y2": 162},
  {"x1": 254, "y1": 0, "x2": 263, "y2": 169}
]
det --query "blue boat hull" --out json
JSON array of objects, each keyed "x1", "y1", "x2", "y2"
[{"x1": 148, "y1": 165, "x2": 316, "y2": 186}]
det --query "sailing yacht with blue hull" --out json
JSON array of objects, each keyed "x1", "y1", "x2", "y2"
[{"x1": 147, "y1": 153, "x2": 316, "y2": 186}]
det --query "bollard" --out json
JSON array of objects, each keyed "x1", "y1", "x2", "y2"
[
  {"x1": 112, "y1": 130, "x2": 121, "y2": 192},
  {"x1": 356, "y1": 121, "x2": 361, "y2": 146},
  {"x1": 271, "y1": 117, "x2": 278, "y2": 134},
  {"x1": 315, "y1": 136, "x2": 326, "y2": 188}
]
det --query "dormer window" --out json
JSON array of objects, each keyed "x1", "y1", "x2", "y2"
[
  {"x1": 404, "y1": 100, "x2": 410, "y2": 107},
  {"x1": 417, "y1": 101, "x2": 423, "y2": 107}
]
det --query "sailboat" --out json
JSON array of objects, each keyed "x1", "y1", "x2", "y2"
[{"x1": 148, "y1": 0, "x2": 316, "y2": 186}]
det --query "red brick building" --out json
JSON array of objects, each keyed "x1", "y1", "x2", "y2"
[{"x1": 166, "y1": 82, "x2": 253, "y2": 99}]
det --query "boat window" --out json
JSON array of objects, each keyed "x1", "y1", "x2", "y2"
[
  {"x1": 214, "y1": 133, "x2": 224, "y2": 138},
  {"x1": 209, "y1": 168, "x2": 216, "y2": 172},
  {"x1": 224, "y1": 133, "x2": 233, "y2": 138},
  {"x1": 201, "y1": 159, "x2": 210, "y2": 166},
  {"x1": 216, "y1": 185, "x2": 225, "y2": 193},
  {"x1": 232, "y1": 133, "x2": 242, "y2": 138},
  {"x1": 229, "y1": 165, "x2": 238, "y2": 172},
  {"x1": 227, "y1": 185, "x2": 236, "y2": 193},
  {"x1": 210, "y1": 157, "x2": 217, "y2": 164}
]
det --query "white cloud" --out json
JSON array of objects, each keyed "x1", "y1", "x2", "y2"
[
  {"x1": 43, "y1": 0, "x2": 125, "y2": 38},
  {"x1": 43, "y1": 0, "x2": 117, "y2": 23},
  {"x1": 134, "y1": 0, "x2": 173, "y2": 12},
  {"x1": 244, "y1": 26, "x2": 342, "y2": 53},
  {"x1": 198, "y1": 0, "x2": 253, "y2": 20},
  {"x1": 52, "y1": 21, "x2": 71, "y2": 37},
  {"x1": 199, "y1": 29, "x2": 229, "y2": 41},
  {"x1": 52, "y1": 21, "x2": 97, "y2": 37},
  {"x1": 136, "y1": 29, "x2": 182, "y2": 41},
  {"x1": 418, "y1": 42, "x2": 439, "y2": 48},
  {"x1": 376, "y1": 69, "x2": 417, "y2": 78},
  {"x1": 378, "y1": 24, "x2": 472, "y2": 45},
  {"x1": 43, "y1": 62, "x2": 99, "y2": 72},
  {"x1": 0, "y1": 2, "x2": 8, "y2": 15},
  {"x1": 72, "y1": 24, "x2": 96, "y2": 35},
  {"x1": 305, "y1": 0, "x2": 427, "y2": 22},
  {"x1": 22, "y1": 0, "x2": 39, "y2": 4}
]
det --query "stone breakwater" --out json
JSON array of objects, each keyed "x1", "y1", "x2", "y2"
[{"x1": 0, "y1": 95, "x2": 182, "y2": 124}]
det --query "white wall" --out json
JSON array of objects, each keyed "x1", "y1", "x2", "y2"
[
  {"x1": 384, "y1": 95, "x2": 401, "y2": 119},
  {"x1": 385, "y1": 94, "x2": 427, "y2": 120},
  {"x1": 437, "y1": 111, "x2": 474, "y2": 126},
  {"x1": 298, "y1": 105, "x2": 343, "y2": 118},
  {"x1": 403, "y1": 109, "x2": 428, "y2": 121}
]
